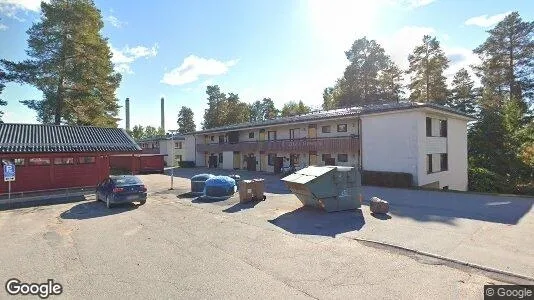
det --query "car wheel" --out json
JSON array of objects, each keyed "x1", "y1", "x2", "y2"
[
  {"x1": 106, "y1": 196, "x2": 113, "y2": 208},
  {"x1": 140, "y1": 200, "x2": 146, "y2": 205}
]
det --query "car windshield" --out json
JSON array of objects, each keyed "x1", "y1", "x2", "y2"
[{"x1": 112, "y1": 176, "x2": 141, "y2": 186}]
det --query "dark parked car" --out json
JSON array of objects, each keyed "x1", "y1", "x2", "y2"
[{"x1": 96, "y1": 175, "x2": 147, "y2": 208}]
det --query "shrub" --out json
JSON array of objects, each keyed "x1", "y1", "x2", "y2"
[
  {"x1": 468, "y1": 167, "x2": 508, "y2": 193},
  {"x1": 362, "y1": 170, "x2": 413, "y2": 188},
  {"x1": 178, "y1": 161, "x2": 196, "y2": 168}
]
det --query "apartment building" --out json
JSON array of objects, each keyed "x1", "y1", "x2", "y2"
[
  {"x1": 138, "y1": 134, "x2": 188, "y2": 166},
  {"x1": 190, "y1": 102, "x2": 474, "y2": 191}
]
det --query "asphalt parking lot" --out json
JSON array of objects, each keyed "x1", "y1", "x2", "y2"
[{"x1": 0, "y1": 168, "x2": 533, "y2": 299}]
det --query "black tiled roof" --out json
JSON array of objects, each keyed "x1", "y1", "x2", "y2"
[
  {"x1": 0, "y1": 123, "x2": 142, "y2": 154},
  {"x1": 192, "y1": 102, "x2": 475, "y2": 134}
]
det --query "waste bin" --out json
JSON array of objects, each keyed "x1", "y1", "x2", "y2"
[
  {"x1": 190, "y1": 173, "x2": 215, "y2": 195},
  {"x1": 238, "y1": 179, "x2": 266, "y2": 203},
  {"x1": 281, "y1": 166, "x2": 361, "y2": 212},
  {"x1": 204, "y1": 176, "x2": 237, "y2": 199}
]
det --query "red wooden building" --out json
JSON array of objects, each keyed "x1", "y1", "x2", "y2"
[
  {"x1": 109, "y1": 154, "x2": 166, "y2": 174},
  {"x1": 0, "y1": 123, "x2": 141, "y2": 194}
]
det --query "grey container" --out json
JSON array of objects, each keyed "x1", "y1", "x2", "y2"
[
  {"x1": 190, "y1": 174, "x2": 214, "y2": 195},
  {"x1": 281, "y1": 166, "x2": 362, "y2": 212}
]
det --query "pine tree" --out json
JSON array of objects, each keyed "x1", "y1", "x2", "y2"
[
  {"x1": 1, "y1": 0, "x2": 121, "y2": 126},
  {"x1": 449, "y1": 68, "x2": 477, "y2": 115},
  {"x1": 202, "y1": 85, "x2": 227, "y2": 129},
  {"x1": 473, "y1": 12, "x2": 534, "y2": 109},
  {"x1": 177, "y1": 106, "x2": 196, "y2": 134},
  {"x1": 0, "y1": 68, "x2": 6, "y2": 122},
  {"x1": 378, "y1": 63, "x2": 404, "y2": 103},
  {"x1": 224, "y1": 93, "x2": 250, "y2": 125},
  {"x1": 407, "y1": 35, "x2": 449, "y2": 104}
]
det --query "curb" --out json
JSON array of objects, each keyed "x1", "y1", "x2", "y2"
[
  {"x1": 0, "y1": 192, "x2": 93, "y2": 210},
  {"x1": 351, "y1": 237, "x2": 534, "y2": 284}
]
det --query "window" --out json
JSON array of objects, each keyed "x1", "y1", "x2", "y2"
[
  {"x1": 440, "y1": 153, "x2": 448, "y2": 171},
  {"x1": 54, "y1": 157, "x2": 74, "y2": 165},
  {"x1": 29, "y1": 158, "x2": 51, "y2": 166},
  {"x1": 426, "y1": 117, "x2": 432, "y2": 137},
  {"x1": 1, "y1": 158, "x2": 25, "y2": 166},
  {"x1": 337, "y1": 124, "x2": 347, "y2": 132},
  {"x1": 440, "y1": 120, "x2": 447, "y2": 137},
  {"x1": 289, "y1": 128, "x2": 300, "y2": 140},
  {"x1": 268, "y1": 153, "x2": 276, "y2": 166},
  {"x1": 427, "y1": 154, "x2": 433, "y2": 173},
  {"x1": 322, "y1": 154, "x2": 331, "y2": 162},
  {"x1": 219, "y1": 136, "x2": 225, "y2": 143},
  {"x1": 218, "y1": 153, "x2": 223, "y2": 163},
  {"x1": 210, "y1": 136, "x2": 214, "y2": 141},
  {"x1": 174, "y1": 141, "x2": 182, "y2": 149},
  {"x1": 248, "y1": 132, "x2": 254, "y2": 139},
  {"x1": 321, "y1": 125, "x2": 331, "y2": 133},
  {"x1": 79, "y1": 157, "x2": 96, "y2": 164},
  {"x1": 268, "y1": 131, "x2": 277, "y2": 141},
  {"x1": 175, "y1": 155, "x2": 182, "y2": 162},
  {"x1": 337, "y1": 154, "x2": 348, "y2": 162}
]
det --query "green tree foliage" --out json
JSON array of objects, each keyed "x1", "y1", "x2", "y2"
[
  {"x1": 407, "y1": 35, "x2": 449, "y2": 104},
  {"x1": 202, "y1": 85, "x2": 251, "y2": 129},
  {"x1": 281, "y1": 100, "x2": 312, "y2": 117},
  {"x1": 449, "y1": 68, "x2": 477, "y2": 115},
  {"x1": 474, "y1": 12, "x2": 534, "y2": 107},
  {"x1": 249, "y1": 98, "x2": 279, "y2": 121},
  {"x1": 131, "y1": 125, "x2": 145, "y2": 141},
  {"x1": 0, "y1": 68, "x2": 6, "y2": 122},
  {"x1": 144, "y1": 126, "x2": 158, "y2": 139},
  {"x1": 225, "y1": 93, "x2": 250, "y2": 125},
  {"x1": 177, "y1": 106, "x2": 196, "y2": 134},
  {"x1": 1, "y1": 0, "x2": 121, "y2": 126},
  {"x1": 468, "y1": 12, "x2": 534, "y2": 194},
  {"x1": 323, "y1": 37, "x2": 402, "y2": 109}
]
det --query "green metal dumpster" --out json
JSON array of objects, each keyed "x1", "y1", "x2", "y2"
[{"x1": 281, "y1": 166, "x2": 362, "y2": 212}]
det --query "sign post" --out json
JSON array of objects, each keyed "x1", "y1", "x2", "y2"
[{"x1": 3, "y1": 162, "x2": 16, "y2": 199}]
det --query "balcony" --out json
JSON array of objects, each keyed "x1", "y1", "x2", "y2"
[{"x1": 196, "y1": 136, "x2": 359, "y2": 153}]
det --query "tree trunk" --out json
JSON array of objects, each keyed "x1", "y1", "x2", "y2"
[{"x1": 55, "y1": 75, "x2": 64, "y2": 125}]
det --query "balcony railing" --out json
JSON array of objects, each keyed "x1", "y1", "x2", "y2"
[{"x1": 196, "y1": 136, "x2": 359, "y2": 153}]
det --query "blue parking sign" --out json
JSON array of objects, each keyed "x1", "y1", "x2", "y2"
[{"x1": 3, "y1": 163, "x2": 15, "y2": 182}]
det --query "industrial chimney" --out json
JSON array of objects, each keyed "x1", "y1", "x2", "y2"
[
  {"x1": 160, "y1": 97, "x2": 165, "y2": 133},
  {"x1": 125, "y1": 97, "x2": 130, "y2": 131}
]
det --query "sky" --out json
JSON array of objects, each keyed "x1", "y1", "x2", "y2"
[{"x1": 0, "y1": 0, "x2": 533, "y2": 130}]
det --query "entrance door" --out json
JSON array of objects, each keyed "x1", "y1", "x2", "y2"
[
  {"x1": 274, "y1": 157, "x2": 283, "y2": 174},
  {"x1": 308, "y1": 124, "x2": 317, "y2": 139},
  {"x1": 233, "y1": 152, "x2": 240, "y2": 169},
  {"x1": 309, "y1": 151, "x2": 318, "y2": 165},
  {"x1": 246, "y1": 154, "x2": 257, "y2": 171},
  {"x1": 259, "y1": 129, "x2": 266, "y2": 141},
  {"x1": 208, "y1": 155, "x2": 218, "y2": 168}
]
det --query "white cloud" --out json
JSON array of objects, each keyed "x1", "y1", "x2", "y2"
[
  {"x1": 110, "y1": 43, "x2": 158, "y2": 74},
  {"x1": 161, "y1": 55, "x2": 238, "y2": 86},
  {"x1": 380, "y1": 26, "x2": 436, "y2": 69},
  {"x1": 106, "y1": 15, "x2": 126, "y2": 28},
  {"x1": 465, "y1": 11, "x2": 511, "y2": 28},
  {"x1": 0, "y1": 23, "x2": 7, "y2": 30},
  {"x1": 387, "y1": 0, "x2": 435, "y2": 8},
  {"x1": 0, "y1": 0, "x2": 48, "y2": 20}
]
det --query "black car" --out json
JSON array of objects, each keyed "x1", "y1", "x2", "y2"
[{"x1": 96, "y1": 175, "x2": 147, "y2": 208}]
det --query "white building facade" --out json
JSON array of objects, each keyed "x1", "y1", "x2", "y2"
[
  {"x1": 190, "y1": 103, "x2": 473, "y2": 191},
  {"x1": 138, "y1": 135, "x2": 193, "y2": 166}
]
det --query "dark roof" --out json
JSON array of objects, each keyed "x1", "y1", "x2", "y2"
[
  {"x1": 0, "y1": 123, "x2": 142, "y2": 154},
  {"x1": 192, "y1": 102, "x2": 475, "y2": 134},
  {"x1": 137, "y1": 134, "x2": 185, "y2": 142}
]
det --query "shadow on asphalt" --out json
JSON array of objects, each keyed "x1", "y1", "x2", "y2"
[
  {"x1": 269, "y1": 207, "x2": 365, "y2": 237},
  {"x1": 223, "y1": 200, "x2": 263, "y2": 213},
  {"x1": 192, "y1": 195, "x2": 232, "y2": 203},
  {"x1": 363, "y1": 186, "x2": 534, "y2": 225},
  {"x1": 371, "y1": 212, "x2": 392, "y2": 220},
  {"x1": 60, "y1": 201, "x2": 140, "y2": 220},
  {"x1": 163, "y1": 167, "x2": 291, "y2": 195},
  {"x1": 0, "y1": 195, "x2": 89, "y2": 211}
]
